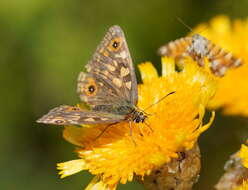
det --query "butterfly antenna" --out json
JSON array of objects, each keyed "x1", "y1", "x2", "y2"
[
  {"x1": 143, "y1": 91, "x2": 176, "y2": 111},
  {"x1": 176, "y1": 17, "x2": 208, "y2": 36},
  {"x1": 129, "y1": 121, "x2": 137, "y2": 146},
  {"x1": 176, "y1": 17, "x2": 193, "y2": 32}
]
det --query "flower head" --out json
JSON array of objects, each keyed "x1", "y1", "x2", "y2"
[
  {"x1": 192, "y1": 15, "x2": 248, "y2": 116},
  {"x1": 57, "y1": 57, "x2": 216, "y2": 189}
]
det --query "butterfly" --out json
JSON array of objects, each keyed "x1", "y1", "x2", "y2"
[
  {"x1": 158, "y1": 34, "x2": 242, "y2": 76},
  {"x1": 37, "y1": 26, "x2": 174, "y2": 133}
]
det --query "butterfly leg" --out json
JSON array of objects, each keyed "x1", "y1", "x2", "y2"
[
  {"x1": 137, "y1": 124, "x2": 144, "y2": 137},
  {"x1": 94, "y1": 122, "x2": 117, "y2": 141},
  {"x1": 129, "y1": 121, "x2": 136, "y2": 146},
  {"x1": 144, "y1": 121, "x2": 153, "y2": 133}
]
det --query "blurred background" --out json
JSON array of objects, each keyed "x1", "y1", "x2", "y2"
[{"x1": 1, "y1": 0, "x2": 248, "y2": 189}]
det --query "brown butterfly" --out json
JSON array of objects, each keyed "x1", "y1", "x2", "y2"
[
  {"x1": 37, "y1": 26, "x2": 174, "y2": 132},
  {"x1": 158, "y1": 34, "x2": 242, "y2": 76}
]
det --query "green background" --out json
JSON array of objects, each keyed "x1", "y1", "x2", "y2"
[{"x1": 1, "y1": 0, "x2": 248, "y2": 189}]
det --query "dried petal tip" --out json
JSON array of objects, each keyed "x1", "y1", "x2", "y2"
[
  {"x1": 139, "y1": 144, "x2": 201, "y2": 190},
  {"x1": 215, "y1": 144, "x2": 248, "y2": 190}
]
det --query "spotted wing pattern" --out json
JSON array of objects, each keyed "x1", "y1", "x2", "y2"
[
  {"x1": 158, "y1": 36, "x2": 192, "y2": 60},
  {"x1": 77, "y1": 25, "x2": 138, "y2": 107},
  {"x1": 158, "y1": 34, "x2": 242, "y2": 76},
  {"x1": 37, "y1": 25, "x2": 137, "y2": 126},
  {"x1": 37, "y1": 105, "x2": 125, "y2": 125}
]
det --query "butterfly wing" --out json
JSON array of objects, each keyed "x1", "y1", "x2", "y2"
[
  {"x1": 78, "y1": 25, "x2": 138, "y2": 108},
  {"x1": 158, "y1": 34, "x2": 242, "y2": 76},
  {"x1": 204, "y1": 41, "x2": 242, "y2": 76},
  {"x1": 157, "y1": 36, "x2": 192, "y2": 59},
  {"x1": 37, "y1": 105, "x2": 125, "y2": 125}
]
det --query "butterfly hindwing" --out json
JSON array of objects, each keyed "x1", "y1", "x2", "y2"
[
  {"x1": 77, "y1": 72, "x2": 123, "y2": 108},
  {"x1": 83, "y1": 25, "x2": 138, "y2": 105},
  {"x1": 37, "y1": 105, "x2": 125, "y2": 125},
  {"x1": 203, "y1": 40, "x2": 242, "y2": 76}
]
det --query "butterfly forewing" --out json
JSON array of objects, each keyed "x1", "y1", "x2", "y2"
[
  {"x1": 37, "y1": 105, "x2": 125, "y2": 125},
  {"x1": 83, "y1": 25, "x2": 138, "y2": 105}
]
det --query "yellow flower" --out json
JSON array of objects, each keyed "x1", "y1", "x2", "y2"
[
  {"x1": 57, "y1": 57, "x2": 216, "y2": 190},
  {"x1": 192, "y1": 15, "x2": 248, "y2": 116},
  {"x1": 239, "y1": 144, "x2": 248, "y2": 169}
]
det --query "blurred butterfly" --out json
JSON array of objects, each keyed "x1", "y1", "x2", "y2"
[
  {"x1": 158, "y1": 34, "x2": 242, "y2": 76},
  {"x1": 37, "y1": 26, "x2": 175, "y2": 134}
]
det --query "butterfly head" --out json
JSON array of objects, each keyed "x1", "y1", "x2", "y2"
[
  {"x1": 132, "y1": 110, "x2": 147, "y2": 123},
  {"x1": 189, "y1": 34, "x2": 209, "y2": 57}
]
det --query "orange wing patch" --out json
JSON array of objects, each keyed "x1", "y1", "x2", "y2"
[
  {"x1": 107, "y1": 37, "x2": 122, "y2": 52},
  {"x1": 84, "y1": 78, "x2": 98, "y2": 96}
]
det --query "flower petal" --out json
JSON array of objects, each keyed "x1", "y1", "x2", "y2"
[
  {"x1": 239, "y1": 144, "x2": 248, "y2": 168},
  {"x1": 161, "y1": 56, "x2": 175, "y2": 77},
  {"x1": 138, "y1": 62, "x2": 158, "y2": 83},
  {"x1": 57, "y1": 159, "x2": 88, "y2": 178},
  {"x1": 85, "y1": 176, "x2": 116, "y2": 190}
]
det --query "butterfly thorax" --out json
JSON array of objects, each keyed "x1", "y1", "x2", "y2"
[
  {"x1": 127, "y1": 109, "x2": 147, "y2": 123},
  {"x1": 186, "y1": 34, "x2": 209, "y2": 66},
  {"x1": 93, "y1": 103, "x2": 147, "y2": 123},
  {"x1": 190, "y1": 34, "x2": 209, "y2": 56}
]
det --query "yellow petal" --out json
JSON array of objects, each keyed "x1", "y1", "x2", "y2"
[
  {"x1": 57, "y1": 159, "x2": 88, "y2": 178},
  {"x1": 63, "y1": 126, "x2": 89, "y2": 147},
  {"x1": 161, "y1": 56, "x2": 175, "y2": 77},
  {"x1": 85, "y1": 176, "x2": 116, "y2": 190},
  {"x1": 138, "y1": 62, "x2": 158, "y2": 83},
  {"x1": 239, "y1": 144, "x2": 248, "y2": 168}
]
